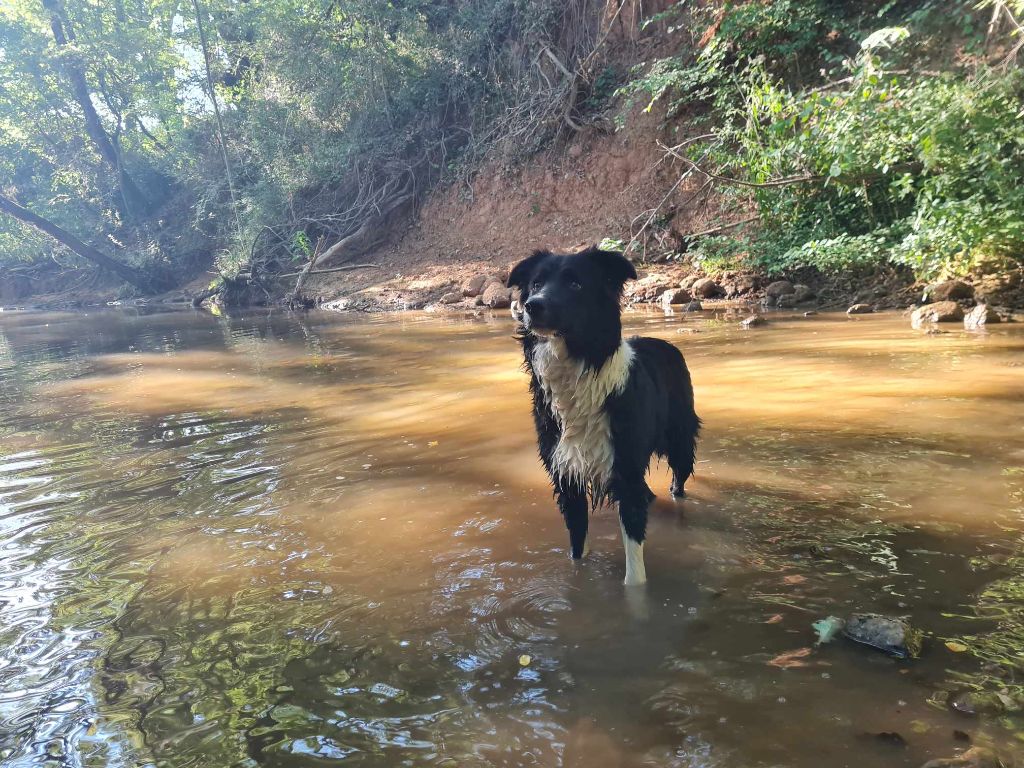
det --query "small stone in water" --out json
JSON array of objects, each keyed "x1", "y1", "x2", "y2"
[
  {"x1": 369, "y1": 682, "x2": 403, "y2": 699},
  {"x1": 518, "y1": 654, "x2": 531, "y2": 667},
  {"x1": 842, "y1": 614, "x2": 922, "y2": 659}
]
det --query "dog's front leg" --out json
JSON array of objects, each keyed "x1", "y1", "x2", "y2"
[
  {"x1": 612, "y1": 475, "x2": 653, "y2": 586},
  {"x1": 556, "y1": 484, "x2": 589, "y2": 560}
]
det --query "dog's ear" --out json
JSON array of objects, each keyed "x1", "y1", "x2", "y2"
[
  {"x1": 507, "y1": 250, "x2": 550, "y2": 291},
  {"x1": 584, "y1": 247, "x2": 637, "y2": 289}
]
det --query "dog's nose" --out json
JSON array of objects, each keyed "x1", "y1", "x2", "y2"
[{"x1": 524, "y1": 296, "x2": 545, "y2": 317}]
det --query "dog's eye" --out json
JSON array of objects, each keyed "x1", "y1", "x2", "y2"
[
  {"x1": 569, "y1": 281, "x2": 582, "y2": 291},
  {"x1": 530, "y1": 281, "x2": 542, "y2": 292}
]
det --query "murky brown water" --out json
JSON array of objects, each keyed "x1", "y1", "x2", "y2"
[{"x1": 0, "y1": 306, "x2": 1023, "y2": 767}]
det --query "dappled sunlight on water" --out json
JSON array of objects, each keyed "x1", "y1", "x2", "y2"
[{"x1": 0, "y1": 306, "x2": 1022, "y2": 767}]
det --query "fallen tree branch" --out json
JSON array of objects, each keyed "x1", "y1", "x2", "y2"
[
  {"x1": 289, "y1": 187, "x2": 412, "y2": 304},
  {"x1": 658, "y1": 141, "x2": 824, "y2": 188},
  {"x1": 0, "y1": 192, "x2": 165, "y2": 292},
  {"x1": 542, "y1": 46, "x2": 575, "y2": 80},
  {"x1": 278, "y1": 263, "x2": 378, "y2": 278},
  {"x1": 624, "y1": 150, "x2": 713, "y2": 258},
  {"x1": 683, "y1": 216, "x2": 759, "y2": 240},
  {"x1": 190, "y1": 284, "x2": 220, "y2": 307}
]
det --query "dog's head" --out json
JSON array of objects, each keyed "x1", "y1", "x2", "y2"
[{"x1": 507, "y1": 246, "x2": 636, "y2": 359}]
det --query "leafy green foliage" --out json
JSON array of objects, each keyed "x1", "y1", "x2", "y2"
[
  {"x1": 615, "y1": 45, "x2": 728, "y2": 118},
  {"x1": 730, "y1": 58, "x2": 1024, "y2": 277},
  {"x1": 621, "y1": 0, "x2": 1024, "y2": 279}
]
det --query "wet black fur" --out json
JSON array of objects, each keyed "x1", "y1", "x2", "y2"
[{"x1": 508, "y1": 246, "x2": 701, "y2": 561}]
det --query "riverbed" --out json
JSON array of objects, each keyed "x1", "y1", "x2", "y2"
[{"x1": 0, "y1": 307, "x2": 1022, "y2": 767}]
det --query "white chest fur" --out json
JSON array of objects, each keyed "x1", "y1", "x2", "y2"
[{"x1": 531, "y1": 338, "x2": 635, "y2": 496}]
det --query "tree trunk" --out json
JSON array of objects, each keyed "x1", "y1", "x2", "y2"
[
  {"x1": 192, "y1": 0, "x2": 240, "y2": 229},
  {"x1": 0, "y1": 194, "x2": 160, "y2": 292},
  {"x1": 41, "y1": 0, "x2": 150, "y2": 219}
]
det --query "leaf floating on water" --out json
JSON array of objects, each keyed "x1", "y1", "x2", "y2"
[
  {"x1": 783, "y1": 574, "x2": 807, "y2": 585},
  {"x1": 518, "y1": 654, "x2": 532, "y2": 667},
  {"x1": 765, "y1": 613, "x2": 784, "y2": 624},
  {"x1": 428, "y1": 441, "x2": 439, "y2": 447},
  {"x1": 812, "y1": 616, "x2": 845, "y2": 646},
  {"x1": 768, "y1": 647, "x2": 812, "y2": 669},
  {"x1": 945, "y1": 641, "x2": 969, "y2": 653},
  {"x1": 909, "y1": 720, "x2": 931, "y2": 734}
]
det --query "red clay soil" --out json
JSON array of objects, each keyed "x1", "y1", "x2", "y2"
[{"x1": 301, "y1": 105, "x2": 737, "y2": 312}]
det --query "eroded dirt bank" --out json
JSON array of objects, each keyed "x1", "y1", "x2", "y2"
[{"x1": 289, "y1": 107, "x2": 1022, "y2": 318}]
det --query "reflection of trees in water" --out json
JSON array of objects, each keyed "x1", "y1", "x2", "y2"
[
  {"x1": 0, "y1": 317, "x2": 303, "y2": 764},
  {"x1": 4, "y1": 309, "x2": 1024, "y2": 764},
  {"x1": 939, "y1": 470, "x2": 1024, "y2": 722}
]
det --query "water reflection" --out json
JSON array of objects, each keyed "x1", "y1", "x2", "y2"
[{"x1": 0, "y1": 307, "x2": 1021, "y2": 766}]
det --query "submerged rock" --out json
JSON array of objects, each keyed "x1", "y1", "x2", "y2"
[
  {"x1": 862, "y1": 731, "x2": 907, "y2": 747},
  {"x1": 741, "y1": 315, "x2": 766, "y2": 328},
  {"x1": 949, "y1": 690, "x2": 1002, "y2": 717},
  {"x1": 847, "y1": 303, "x2": 875, "y2": 315},
  {"x1": 842, "y1": 614, "x2": 922, "y2": 659},
  {"x1": 948, "y1": 688, "x2": 1022, "y2": 717},
  {"x1": 683, "y1": 300, "x2": 703, "y2": 312},
  {"x1": 964, "y1": 303, "x2": 1001, "y2": 330},
  {"x1": 912, "y1": 301, "x2": 964, "y2": 327}
]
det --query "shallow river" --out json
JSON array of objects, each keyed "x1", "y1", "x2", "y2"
[{"x1": 0, "y1": 306, "x2": 1023, "y2": 767}]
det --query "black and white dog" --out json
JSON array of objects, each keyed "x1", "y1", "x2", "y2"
[{"x1": 508, "y1": 246, "x2": 700, "y2": 585}]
